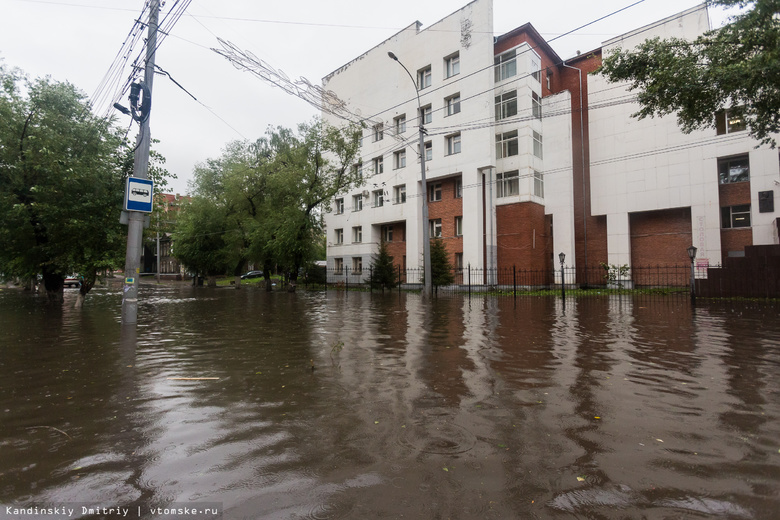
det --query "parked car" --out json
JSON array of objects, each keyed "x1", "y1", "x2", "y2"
[
  {"x1": 240, "y1": 270, "x2": 264, "y2": 280},
  {"x1": 64, "y1": 275, "x2": 82, "y2": 288}
]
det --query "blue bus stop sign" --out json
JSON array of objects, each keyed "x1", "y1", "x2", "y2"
[{"x1": 125, "y1": 177, "x2": 154, "y2": 212}]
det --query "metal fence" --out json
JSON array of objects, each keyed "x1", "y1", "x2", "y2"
[{"x1": 320, "y1": 264, "x2": 697, "y2": 295}]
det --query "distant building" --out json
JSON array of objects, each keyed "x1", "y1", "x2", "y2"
[
  {"x1": 322, "y1": 0, "x2": 779, "y2": 285},
  {"x1": 141, "y1": 193, "x2": 188, "y2": 278}
]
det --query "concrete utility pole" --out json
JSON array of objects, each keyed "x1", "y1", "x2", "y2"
[
  {"x1": 122, "y1": 0, "x2": 159, "y2": 325},
  {"x1": 388, "y1": 52, "x2": 432, "y2": 298}
]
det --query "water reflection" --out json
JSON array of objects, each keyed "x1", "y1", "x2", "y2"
[{"x1": 0, "y1": 287, "x2": 778, "y2": 519}]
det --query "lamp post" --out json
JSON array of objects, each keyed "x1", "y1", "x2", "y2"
[
  {"x1": 388, "y1": 51, "x2": 432, "y2": 298},
  {"x1": 687, "y1": 245, "x2": 697, "y2": 304},
  {"x1": 559, "y1": 252, "x2": 566, "y2": 301}
]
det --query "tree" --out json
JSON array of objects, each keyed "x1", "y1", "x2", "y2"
[
  {"x1": 0, "y1": 65, "x2": 162, "y2": 303},
  {"x1": 429, "y1": 238, "x2": 454, "y2": 293},
  {"x1": 598, "y1": 0, "x2": 780, "y2": 147},
  {"x1": 171, "y1": 196, "x2": 233, "y2": 286},
  {"x1": 369, "y1": 240, "x2": 396, "y2": 291}
]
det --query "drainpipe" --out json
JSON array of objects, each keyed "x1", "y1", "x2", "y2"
[{"x1": 561, "y1": 61, "x2": 588, "y2": 284}]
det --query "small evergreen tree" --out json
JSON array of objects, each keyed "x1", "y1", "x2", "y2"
[
  {"x1": 370, "y1": 240, "x2": 396, "y2": 290},
  {"x1": 429, "y1": 238, "x2": 454, "y2": 293}
]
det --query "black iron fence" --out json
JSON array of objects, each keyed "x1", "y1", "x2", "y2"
[{"x1": 320, "y1": 264, "x2": 699, "y2": 295}]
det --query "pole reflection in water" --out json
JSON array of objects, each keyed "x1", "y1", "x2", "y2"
[{"x1": 0, "y1": 287, "x2": 777, "y2": 519}]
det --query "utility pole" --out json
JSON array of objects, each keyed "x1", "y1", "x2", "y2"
[{"x1": 122, "y1": 0, "x2": 159, "y2": 325}]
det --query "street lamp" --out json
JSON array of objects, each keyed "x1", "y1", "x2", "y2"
[
  {"x1": 687, "y1": 245, "x2": 697, "y2": 304},
  {"x1": 388, "y1": 51, "x2": 432, "y2": 298},
  {"x1": 559, "y1": 252, "x2": 566, "y2": 301}
]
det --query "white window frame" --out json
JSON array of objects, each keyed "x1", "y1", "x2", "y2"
[
  {"x1": 532, "y1": 91, "x2": 542, "y2": 119},
  {"x1": 394, "y1": 114, "x2": 406, "y2": 135},
  {"x1": 716, "y1": 107, "x2": 746, "y2": 135},
  {"x1": 718, "y1": 154, "x2": 750, "y2": 184},
  {"x1": 533, "y1": 131, "x2": 543, "y2": 159},
  {"x1": 497, "y1": 170, "x2": 519, "y2": 198},
  {"x1": 455, "y1": 216, "x2": 463, "y2": 236},
  {"x1": 373, "y1": 156, "x2": 384, "y2": 175},
  {"x1": 455, "y1": 179, "x2": 462, "y2": 198},
  {"x1": 383, "y1": 225, "x2": 393, "y2": 242},
  {"x1": 419, "y1": 104, "x2": 432, "y2": 125},
  {"x1": 445, "y1": 52, "x2": 460, "y2": 78},
  {"x1": 335, "y1": 197, "x2": 344, "y2": 214},
  {"x1": 352, "y1": 195, "x2": 362, "y2": 212},
  {"x1": 429, "y1": 218, "x2": 442, "y2": 238},
  {"x1": 352, "y1": 226, "x2": 362, "y2": 243},
  {"x1": 373, "y1": 123, "x2": 384, "y2": 142},
  {"x1": 496, "y1": 130, "x2": 519, "y2": 159},
  {"x1": 446, "y1": 133, "x2": 461, "y2": 156},
  {"x1": 334, "y1": 257, "x2": 344, "y2": 273},
  {"x1": 373, "y1": 189, "x2": 384, "y2": 208},
  {"x1": 495, "y1": 90, "x2": 518, "y2": 121},
  {"x1": 417, "y1": 66, "x2": 432, "y2": 89},
  {"x1": 335, "y1": 228, "x2": 343, "y2": 245},
  {"x1": 721, "y1": 204, "x2": 751, "y2": 228},
  {"x1": 394, "y1": 184, "x2": 406, "y2": 204},
  {"x1": 394, "y1": 149, "x2": 406, "y2": 169},
  {"x1": 352, "y1": 257, "x2": 363, "y2": 274},
  {"x1": 533, "y1": 170, "x2": 544, "y2": 198},
  {"x1": 494, "y1": 49, "x2": 517, "y2": 82},
  {"x1": 429, "y1": 183, "x2": 442, "y2": 202},
  {"x1": 445, "y1": 93, "x2": 461, "y2": 116}
]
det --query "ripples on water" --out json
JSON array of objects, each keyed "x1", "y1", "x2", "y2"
[{"x1": 0, "y1": 286, "x2": 778, "y2": 519}]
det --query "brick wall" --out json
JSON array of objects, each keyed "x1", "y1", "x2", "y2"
[
  {"x1": 496, "y1": 201, "x2": 550, "y2": 270},
  {"x1": 384, "y1": 222, "x2": 407, "y2": 272},
  {"x1": 629, "y1": 208, "x2": 692, "y2": 286},
  {"x1": 427, "y1": 177, "x2": 463, "y2": 267},
  {"x1": 721, "y1": 228, "x2": 753, "y2": 258}
]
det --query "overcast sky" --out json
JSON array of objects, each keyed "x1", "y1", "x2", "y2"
[{"x1": 1, "y1": 0, "x2": 736, "y2": 194}]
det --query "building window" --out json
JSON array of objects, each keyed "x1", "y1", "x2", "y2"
[
  {"x1": 335, "y1": 228, "x2": 343, "y2": 245},
  {"x1": 419, "y1": 104, "x2": 432, "y2": 125},
  {"x1": 445, "y1": 94, "x2": 461, "y2": 116},
  {"x1": 455, "y1": 253, "x2": 463, "y2": 270},
  {"x1": 352, "y1": 226, "x2": 363, "y2": 243},
  {"x1": 394, "y1": 184, "x2": 406, "y2": 204},
  {"x1": 496, "y1": 130, "x2": 519, "y2": 158},
  {"x1": 352, "y1": 194, "x2": 363, "y2": 212},
  {"x1": 494, "y1": 49, "x2": 516, "y2": 82},
  {"x1": 495, "y1": 90, "x2": 518, "y2": 121},
  {"x1": 531, "y1": 57, "x2": 541, "y2": 82},
  {"x1": 446, "y1": 133, "x2": 461, "y2": 156},
  {"x1": 418, "y1": 141, "x2": 432, "y2": 162},
  {"x1": 373, "y1": 123, "x2": 383, "y2": 142},
  {"x1": 352, "y1": 162, "x2": 363, "y2": 180},
  {"x1": 373, "y1": 156, "x2": 384, "y2": 175},
  {"x1": 533, "y1": 131, "x2": 543, "y2": 159},
  {"x1": 394, "y1": 114, "x2": 406, "y2": 135},
  {"x1": 334, "y1": 197, "x2": 344, "y2": 214},
  {"x1": 721, "y1": 204, "x2": 751, "y2": 228},
  {"x1": 534, "y1": 170, "x2": 544, "y2": 198},
  {"x1": 497, "y1": 170, "x2": 519, "y2": 198},
  {"x1": 429, "y1": 183, "x2": 442, "y2": 202},
  {"x1": 718, "y1": 155, "x2": 749, "y2": 184},
  {"x1": 716, "y1": 107, "x2": 746, "y2": 135},
  {"x1": 429, "y1": 218, "x2": 442, "y2": 238},
  {"x1": 417, "y1": 65, "x2": 432, "y2": 89},
  {"x1": 383, "y1": 225, "x2": 393, "y2": 242},
  {"x1": 445, "y1": 52, "x2": 460, "y2": 78},
  {"x1": 334, "y1": 257, "x2": 344, "y2": 273},
  {"x1": 532, "y1": 91, "x2": 542, "y2": 119},
  {"x1": 373, "y1": 189, "x2": 384, "y2": 208},
  {"x1": 455, "y1": 178, "x2": 462, "y2": 198},
  {"x1": 455, "y1": 216, "x2": 463, "y2": 236},
  {"x1": 352, "y1": 257, "x2": 363, "y2": 274},
  {"x1": 394, "y1": 149, "x2": 406, "y2": 169}
]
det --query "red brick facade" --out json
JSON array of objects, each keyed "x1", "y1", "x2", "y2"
[
  {"x1": 427, "y1": 176, "x2": 464, "y2": 268},
  {"x1": 496, "y1": 201, "x2": 550, "y2": 271}
]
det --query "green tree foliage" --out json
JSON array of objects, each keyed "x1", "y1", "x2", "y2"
[
  {"x1": 598, "y1": 0, "x2": 780, "y2": 146},
  {"x1": 370, "y1": 240, "x2": 397, "y2": 290},
  {"x1": 173, "y1": 119, "x2": 361, "y2": 290},
  {"x1": 429, "y1": 238, "x2": 454, "y2": 292},
  {"x1": 0, "y1": 65, "x2": 163, "y2": 302}
]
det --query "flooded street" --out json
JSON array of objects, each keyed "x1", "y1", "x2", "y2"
[{"x1": 1, "y1": 286, "x2": 779, "y2": 519}]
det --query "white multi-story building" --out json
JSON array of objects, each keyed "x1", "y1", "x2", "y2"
[{"x1": 322, "y1": 0, "x2": 779, "y2": 286}]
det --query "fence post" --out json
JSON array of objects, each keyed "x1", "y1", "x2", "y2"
[
  {"x1": 513, "y1": 264, "x2": 517, "y2": 298},
  {"x1": 397, "y1": 265, "x2": 401, "y2": 293},
  {"x1": 345, "y1": 265, "x2": 348, "y2": 292},
  {"x1": 468, "y1": 264, "x2": 471, "y2": 299}
]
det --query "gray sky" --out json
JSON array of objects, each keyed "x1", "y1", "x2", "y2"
[{"x1": 1, "y1": 0, "x2": 736, "y2": 194}]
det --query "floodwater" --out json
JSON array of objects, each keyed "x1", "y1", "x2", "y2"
[{"x1": 0, "y1": 285, "x2": 779, "y2": 520}]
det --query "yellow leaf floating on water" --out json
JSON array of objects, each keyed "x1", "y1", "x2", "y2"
[
  {"x1": 577, "y1": 476, "x2": 586, "y2": 482},
  {"x1": 443, "y1": 467, "x2": 449, "y2": 472}
]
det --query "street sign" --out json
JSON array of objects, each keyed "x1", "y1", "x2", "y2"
[{"x1": 125, "y1": 177, "x2": 154, "y2": 213}]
